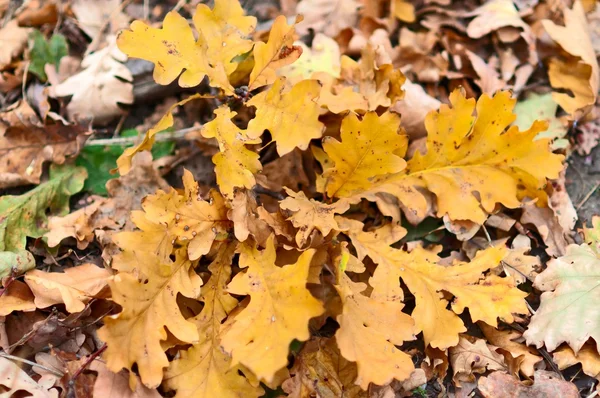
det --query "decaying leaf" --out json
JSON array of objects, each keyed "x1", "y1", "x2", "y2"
[
  {"x1": 295, "y1": 0, "x2": 360, "y2": 38},
  {"x1": 220, "y1": 236, "x2": 324, "y2": 383},
  {"x1": 90, "y1": 360, "x2": 161, "y2": 398},
  {"x1": 0, "y1": 21, "x2": 31, "y2": 69},
  {"x1": 25, "y1": 263, "x2": 111, "y2": 313},
  {"x1": 0, "y1": 356, "x2": 58, "y2": 397},
  {"x1": 478, "y1": 370, "x2": 579, "y2": 398},
  {"x1": 0, "y1": 280, "x2": 36, "y2": 316},
  {"x1": 449, "y1": 335, "x2": 506, "y2": 384}
]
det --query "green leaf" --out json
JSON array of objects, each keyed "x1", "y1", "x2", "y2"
[
  {"x1": 28, "y1": 30, "x2": 68, "y2": 81},
  {"x1": 77, "y1": 128, "x2": 175, "y2": 195},
  {"x1": 513, "y1": 93, "x2": 568, "y2": 150},
  {"x1": 0, "y1": 164, "x2": 86, "y2": 252},
  {"x1": 0, "y1": 250, "x2": 35, "y2": 278}
]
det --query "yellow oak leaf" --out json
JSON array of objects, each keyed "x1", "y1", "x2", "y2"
[
  {"x1": 335, "y1": 272, "x2": 416, "y2": 389},
  {"x1": 220, "y1": 236, "x2": 324, "y2": 383},
  {"x1": 193, "y1": 0, "x2": 256, "y2": 76},
  {"x1": 246, "y1": 77, "x2": 324, "y2": 156},
  {"x1": 553, "y1": 344, "x2": 600, "y2": 381},
  {"x1": 117, "y1": 4, "x2": 232, "y2": 94},
  {"x1": 117, "y1": 94, "x2": 209, "y2": 175},
  {"x1": 319, "y1": 45, "x2": 405, "y2": 113},
  {"x1": 276, "y1": 33, "x2": 341, "y2": 85},
  {"x1": 337, "y1": 217, "x2": 528, "y2": 349},
  {"x1": 279, "y1": 188, "x2": 350, "y2": 247},
  {"x1": 24, "y1": 263, "x2": 111, "y2": 313},
  {"x1": 98, "y1": 251, "x2": 203, "y2": 388},
  {"x1": 248, "y1": 15, "x2": 303, "y2": 90},
  {"x1": 320, "y1": 111, "x2": 407, "y2": 198},
  {"x1": 141, "y1": 170, "x2": 231, "y2": 260},
  {"x1": 320, "y1": 89, "x2": 565, "y2": 224},
  {"x1": 199, "y1": 106, "x2": 262, "y2": 198},
  {"x1": 392, "y1": 0, "x2": 416, "y2": 23},
  {"x1": 164, "y1": 243, "x2": 263, "y2": 398}
]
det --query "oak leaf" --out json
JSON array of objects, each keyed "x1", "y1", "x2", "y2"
[
  {"x1": 90, "y1": 361, "x2": 161, "y2": 398},
  {"x1": 334, "y1": 272, "x2": 416, "y2": 389},
  {"x1": 280, "y1": 188, "x2": 349, "y2": 248},
  {"x1": 196, "y1": 106, "x2": 262, "y2": 197},
  {"x1": 337, "y1": 218, "x2": 528, "y2": 349},
  {"x1": 0, "y1": 357, "x2": 58, "y2": 398},
  {"x1": 524, "y1": 243, "x2": 600, "y2": 353},
  {"x1": 295, "y1": 0, "x2": 360, "y2": 38},
  {"x1": 319, "y1": 111, "x2": 407, "y2": 198},
  {"x1": 0, "y1": 280, "x2": 36, "y2": 316},
  {"x1": 164, "y1": 243, "x2": 263, "y2": 398},
  {"x1": 543, "y1": 1, "x2": 599, "y2": 117},
  {"x1": 24, "y1": 263, "x2": 111, "y2": 313},
  {"x1": 117, "y1": 2, "x2": 245, "y2": 92},
  {"x1": 98, "y1": 251, "x2": 203, "y2": 388},
  {"x1": 449, "y1": 335, "x2": 506, "y2": 384},
  {"x1": 478, "y1": 370, "x2": 579, "y2": 398},
  {"x1": 246, "y1": 77, "x2": 324, "y2": 156},
  {"x1": 220, "y1": 236, "x2": 324, "y2": 383},
  {"x1": 553, "y1": 344, "x2": 600, "y2": 381},
  {"x1": 282, "y1": 338, "x2": 366, "y2": 398},
  {"x1": 248, "y1": 15, "x2": 303, "y2": 90},
  {"x1": 277, "y1": 33, "x2": 341, "y2": 84},
  {"x1": 321, "y1": 89, "x2": 564, "y2": 224}
]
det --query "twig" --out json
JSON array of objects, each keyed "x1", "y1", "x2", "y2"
[
  {"x1": 0, "y1": 352, "x2": 64, "y2": 377},
  {"x1": 68, "y1": 343, "x2": 107, "y2": 385},
  {"x1": 576, "y1": 181, "x2": 600, "y2": 210},
  {"x1": 85, "y1": 126, "x2": 205, "y2": 147}
]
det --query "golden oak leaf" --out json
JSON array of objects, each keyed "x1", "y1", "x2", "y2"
[
  {"x1": 392, "y1": 0, "x2": 415, "y2": 23},
  {"x1": 280, "y1": 188, "x2": 349, "y2": 248},
  {"x1": 282, "y1": 338, "x2": 366, "y2": 398},
  {"x1": 338, "y1": 217, "x2": 528, "y2": 349},
  {"x1": 318, "y1": 45, "x2": 405, "y2": 113},
  {"x1": 199, "y1": 106, "x2": 262, "y2": 198},
  {"x1": 98, "y1": 251, "x2": 203, "y2": 388},
  {"x1": 335, "y1": 272, "x2": 416, "y2": 389},
  {"x1": 246, "y1": 77, "x2": 324, "y2": 156},
  {"x1": 220, "y1": 236, "x2": 324, "y2": 383},
  {"x1": 449, "y1": 335, "x2": 506, "y2": 385},
  {"x1": 193, "y1": 0, "x2": 256, "y2": 76},
  {"x1": 248, "y1": 15, "x2": 303, "y2": 90},
  {"x1": 277, "y1": 33, "x2": 341, "y2": 85},
  {"x1": 321, "y1": 89, "x2": 564, "y2": 224},
  {"x1": 320, "y1": 111, "x2": 407, "y2": 198},
  {"x1": 164, "y1": 243, "x2": 263, "y2": 398},
  {"x1": 117, "y1": 94, "x2": 208, "y2": 175},
  {"x1": 479, "y1": 323, "x2": 542, "y2": 378},
  {"x1": 117, "y1": 1, "x2": 255, "y2": 93},
  {"x1": 24, "y1": 263, "x2": 111, "y2": 313},
  {"x1": 141, "y1": 170, "x2": 231, "y2": 260}
]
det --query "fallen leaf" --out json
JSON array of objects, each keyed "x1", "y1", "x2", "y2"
[
  {"x1": 525, "y1": 243, "x2": 600, "y2": 353},
  {"x1": 478, "y1": 370, "x2": 579, "y2": 398},
  {"x1": 71, "y1": 0, "x2": 130, "y2": 41},
  {"x1": 51, "y1": 37, "x2": 133, "y2": 125},
  {"x1": 277, "y1": 33, "x2": 341, "y2": 84},
  {"x1": 27, "y1": 31, "x2": 68, "y2": 81},
  {"x1": 0, "y1": 21, "x2": 31, "y2": 69},
  {"x1": 25, "y1": 263, "x2": 111, "y2": 313},
  {"x1": 390, "y1": 79, "x2": 441, "y2": 140},
  {"x1": 0, "y1": 356, "x2": 58, "y2": 398},
  {"x1": 0, "y1": 164, "x2": 86, "y2": 252},
  {"x1": 280, "y1": 188, "x2": 349, "y2": 247},
  {"x1": 553, "y1": 344, "x2": 600, "y2": 381},
  {"x1": 543, "y1": 1, "x2": 599, "y2": 117},
  {"x1": 0, "y1": 280, "x2": 36, "y2": 316},
  {"x1": 246, "y1": 77, "x2": 324, "y2": 156},
  {"x1": 0, "y1": 121, "x2": 88, "y2": 188},
  {"x1": 449, "y1": 335, "x2": 506, "y2": 384},
  {"x1": 220, "y1": 236, "x2": 324, "y2": 383},
  {"x1": 0, "y1": 250, "x2": 36, "y2": 279},
  {"x1": 164, "y1": 243, "x2": 263, "y2": 398},
  {"x1": 392, "y1": 0, "x2": 416, "y2": 23},
  {"x1": 296, "y1": 0, "x2": 360, "y2": 38},
  {"x1": 520, "y1": 204, "x2": 568, "y2": 257},
  {"x1": 90, "y1": 360, "x2": 161, "y2": 398},
  {"x1": 513, "y1": 93, "x2": 568, "y2": 150}
]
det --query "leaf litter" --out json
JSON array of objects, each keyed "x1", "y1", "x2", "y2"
[{"x1": 0, "y1": 0, "x2": 600, "y2": 397}]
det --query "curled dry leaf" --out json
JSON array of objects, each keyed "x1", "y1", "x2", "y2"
[
  {"x1": 295, "y1": 0, "x2": 360, "y2": 38},
  {"x1": 51, "y1": 38, "x2": 133, "y2": 125},
  {"x1": 0, "y1": 20, "x2": 31, "y2": 69},
  {"x1": 390, "y1": 79, "x2": 441, "y2": 140},
  {"x1": 0, "y1": 356, "x2": 58, "y2": 398},
  {"x1": 520, "y1": 203, "x2": 568, "y2": 257},
  {"x1": 90, "y1": 360, "x2": 161, "y2": 398},
  {"x1": 0, "y1": 280, "x2": 36, "y2": 316},
  {"x1": 24, "y1": 263, "x2": 112, "y2": 313}
]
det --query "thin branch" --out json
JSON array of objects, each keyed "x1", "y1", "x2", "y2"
[
  {"x1": 69, "y1": 343, "x2": 107, "y2": 385},
  {"x1": 576, "y1": 180, "x2": 600, "y2": 210},
  {"x1": 85, "y1": 126, "x2": 206, "y2": 147},
  {"x1": 0, "y1": 352, "x2": 64, "y2": 377}
]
